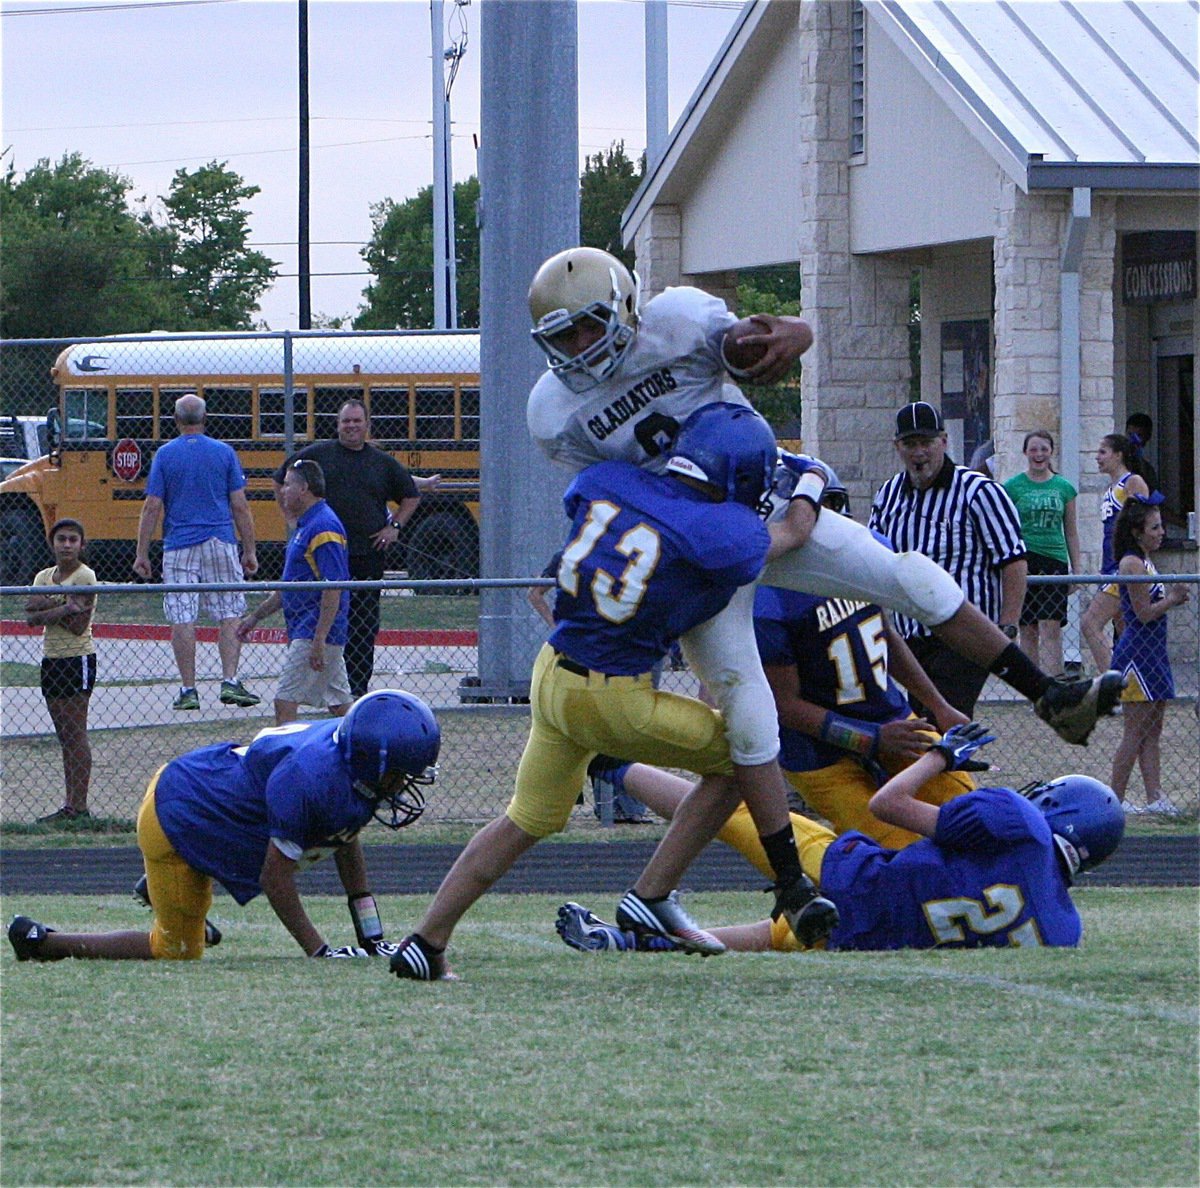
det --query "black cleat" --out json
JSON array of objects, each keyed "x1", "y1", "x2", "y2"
[
  {"x1": 769, "y1": 873, "x2": 839, "y2": 948},
  {"x1": 389, "y1": 934, "x2": 456, "y2": 981},
  {"x1": 8, "y1": 915, "x2": 55, "y2": 962},
  {"x1": 615, "y1": 890, "x2": 724, "y2": 955},
  {"x1": 1035, "y1": 670, "x2": 1125, "y2": 746}
]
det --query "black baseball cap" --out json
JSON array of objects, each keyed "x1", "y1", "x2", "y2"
[{"x1": 895, "y1": 401, "x2": 945, "y2": 439}]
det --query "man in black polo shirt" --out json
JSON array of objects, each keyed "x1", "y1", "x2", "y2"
[
  {"x1": 870, "y1": 402, "x2": 1028, "y2": 717},
  {"x1": 274, "y1": 400, "x2": 424, "y2": 699}
]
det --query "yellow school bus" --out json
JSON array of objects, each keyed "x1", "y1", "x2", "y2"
[{"x1": 0, "y1": 331, "x2": 480, "y2": 584}]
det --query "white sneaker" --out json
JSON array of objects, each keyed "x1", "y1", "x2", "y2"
[
  {"x1": 1145, "y1": 797, "x2": 1181, "y2": 816},
  {"x1": 1122, "y1": 800, "x2": 1144, "y2": 815}
]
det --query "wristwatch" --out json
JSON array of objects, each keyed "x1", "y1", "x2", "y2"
[{"x1": 1001, "y1": 624, "x2": 1019, "y2": 640}]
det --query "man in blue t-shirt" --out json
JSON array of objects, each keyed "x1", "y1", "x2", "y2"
[
  {"x1": 238, "y1": 459, "x2": 351, "y2": 725},
  {"x1": 134, "y1": 393, "x2": 260, "y2": 712},
  {"x1": 7, "y1": 690, "x2": 442, "y2": 962}
]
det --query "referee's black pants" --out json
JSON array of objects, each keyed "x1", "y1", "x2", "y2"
[
  {"x1": 347, "y1": 552, "x2": 386, "y2": 700},
  {"x1": 904, "y1": 634, "x2": 991, "y2": 720}
]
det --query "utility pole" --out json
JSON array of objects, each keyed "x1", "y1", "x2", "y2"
[
  {"x1": 297, "y1": 0, "x2": 311, "y2": 329},
  {"x1": 432, "y1": 0, "x2": 469, "y2": 329},
  {"x1": 645, "y1": 0, "x2": 668, "y2": 168}
]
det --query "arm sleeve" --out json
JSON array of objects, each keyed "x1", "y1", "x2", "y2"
[{"x1": 386, "y1": 455, "x2": 419, "y2": 501}]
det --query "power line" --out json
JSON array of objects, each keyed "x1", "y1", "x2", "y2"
[{"x1": 2, "y1": 0, "x2": 234, "y2": 15}]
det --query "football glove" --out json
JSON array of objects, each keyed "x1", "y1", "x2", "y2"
[
  {"x1": 930, "y1": 722, "x2": 995, "y2": 772},
  {"x1": 313, "y1": 943, "x2": 370, "y2": 958}
]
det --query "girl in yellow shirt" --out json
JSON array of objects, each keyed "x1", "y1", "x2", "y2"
[{"x1": 26, "y1": 518, "x2": 98, "y2": 822}]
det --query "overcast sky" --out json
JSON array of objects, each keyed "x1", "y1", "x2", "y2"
[{"x1": 2, "y1": 0, "x2": 742, "y2": 328}]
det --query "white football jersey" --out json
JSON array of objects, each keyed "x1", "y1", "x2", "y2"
[{"x1": 527, "y1": 286, "x2": 751, "y2": 474}]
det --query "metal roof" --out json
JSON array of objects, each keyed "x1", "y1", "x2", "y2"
[{"x1": 871, "y1": 0, "x2": 1199, "y2": 184}]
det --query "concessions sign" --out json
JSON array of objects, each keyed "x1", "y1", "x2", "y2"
[{"x1": 1122, "y1": 231, "x2": 1196, "y2": 305}]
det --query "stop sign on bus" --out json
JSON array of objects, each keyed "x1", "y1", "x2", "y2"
[{"x1": 111, "y1": 439, "x2": 142, "y2": 481}]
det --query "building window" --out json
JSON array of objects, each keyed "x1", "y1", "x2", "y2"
[{"x1": 851, "y1": 0, "x2": 865, "y2": 158}]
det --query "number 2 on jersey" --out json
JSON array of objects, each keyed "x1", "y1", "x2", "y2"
[{"x1": 558, "y1": 499, "x2": 662, "y2": 624}]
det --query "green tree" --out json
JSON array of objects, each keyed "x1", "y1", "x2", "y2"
[
  {"x1": 356, "y1": 142, "x2": 644, "y2": 328},
  {"x1": 0, "y1": 153, "x2": 178, "y2": 340},
  {"x1": 162, "y1": 161, "x2": 277, "y2": 329},
  {"x1": 356, "y1": 176, "x2": 481, "y2": 330},
  {"x1": 579, "y1": 141, "x2": 643, "y2": 272}
]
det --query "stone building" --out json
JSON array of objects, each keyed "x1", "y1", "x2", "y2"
[{"x1": 622, "y1": 0, "x2": 1198, "y2": 572}]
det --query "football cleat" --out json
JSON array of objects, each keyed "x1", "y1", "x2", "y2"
[
  {"x1": 1035, "y1": 670, "x2": 1125, "y2": 746},
  {"x1": 769, "y1": 873, "x2": 840, "y2": 948},
  {"x1": 389, "y1": 934, "x2": 457, "y2": 981},
  {"x1": 615, "y1": 890, "x2": 725, "y2": 956},
  {"x1": 556, "y1": 902, "x2": 678, "y2": 953},
  {"x1": 8, "y1": 915, "x2": 55, "y2": 962},
  {"x1": 132, "y1": 874, "x2": 222, "y2": 946}
]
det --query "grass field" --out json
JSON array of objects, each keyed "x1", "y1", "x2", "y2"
[{"x1": 2, "y1": 887, "x2": 1197, "y2": 1186}]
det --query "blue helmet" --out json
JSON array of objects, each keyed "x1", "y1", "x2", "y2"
[
  {"x1": 1025, "y1": 774, "x2": 1125, "y2": 879},
  {"x1": 335, "y1": 690, "x2": 441, "y2": 829},
  {"x1": 665, "y1": 402, "x2": 777, "y2": 515}
]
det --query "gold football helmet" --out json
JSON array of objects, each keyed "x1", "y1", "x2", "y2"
[{"x1": 528, "y1": 247, "x2": 640, "y2": 393}]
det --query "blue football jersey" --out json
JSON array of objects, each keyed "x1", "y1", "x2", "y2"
[
  {"x1": 153, "y1": 720, "x2": 375, "y2": 905},
  {"x1": 753, "y1": 585, "x2": 910, "y2": 772},
  {"x1": 820, "y1": 787, "x2": 1082, "y2": 949},
  {"x1": 548, "y1": 461, "x2": 769, "y2": 675}
]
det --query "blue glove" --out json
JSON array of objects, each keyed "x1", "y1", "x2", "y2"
[
  {"x1": 774, "y1": 452, "x2": 832, "y2": 507},
  {"x1": 930, "y1": 722, "x2": 995, "y2": 772}
]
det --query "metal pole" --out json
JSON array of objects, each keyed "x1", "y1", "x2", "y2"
[
  {"x1": 476, "y1": 0, "x2": 579, "y2": 700},
  {"x1": 645, "y1": 0, "x2": 668, "y2": 169},
  {"x1": 298, "y1": 0, "x2": 311, "y2": 329},
  {"x1": 431, "y1": 0, "x2": 449, "y2": 329}
]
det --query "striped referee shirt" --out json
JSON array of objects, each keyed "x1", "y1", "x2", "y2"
[{"x1": 869, "y1": 456, "x2": 1027, "y2": 637}]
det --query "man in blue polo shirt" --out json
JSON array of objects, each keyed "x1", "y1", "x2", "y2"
[{"x1": 238, "y1": 459, "x2": 351, "y2": 724}]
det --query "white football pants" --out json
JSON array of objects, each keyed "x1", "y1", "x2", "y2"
[{"x1": 679, "y1": 511, "x2": 964, "y2": 765}]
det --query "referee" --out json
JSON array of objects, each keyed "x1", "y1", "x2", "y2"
[{"x1": 870, "y1": 402, "x2": 1028, "y2": 716}]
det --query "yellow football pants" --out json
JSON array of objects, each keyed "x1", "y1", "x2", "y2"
[
  {"x1": 137, "y1": 770, "x2": 213, "y2": 960},
  {"x1": 509, "y1": 644, "x2": 735, "y2": 838}
]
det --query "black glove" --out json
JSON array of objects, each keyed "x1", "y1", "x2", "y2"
[
  {"x1": 313, "y1": 943, "x2": 370, "y2": 958},
  {"x1": 930, "y1": 722, "x2": 995, "y2": 772}
]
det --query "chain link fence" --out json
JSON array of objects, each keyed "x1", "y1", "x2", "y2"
[{"x1": 2, "y1": 574, "x2": 1196, "y2": 826}]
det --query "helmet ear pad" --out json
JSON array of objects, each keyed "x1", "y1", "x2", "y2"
[
  {"x1": 665, "y1": 402, "x2": 778, "y2": 514},
  {"x1": 1025, "y1": 774, "x2": 1125, "y2": 876}
]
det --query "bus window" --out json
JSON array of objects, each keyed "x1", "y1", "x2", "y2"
[
  {"x1": 259, "y1": 386, "x2": 309, "y2": 440},
  {"x1": 414, "y1": 387, "x2": 456, "y2": 442},
  {"x1": 366, "y1": 386, "x2": 410, "y2": 441},
  {"x1": 201, "y1": 386, "x2": 254, "y2": 442},
  {"x1": 63, "y1": 389, "x2": 109, "y2": 439},
  {"x1": 460, "y1": 387, "x2": 480, "y2": 443},
  {"x1": 113, "y1": 388, "x2": 155, "y2": 441}
]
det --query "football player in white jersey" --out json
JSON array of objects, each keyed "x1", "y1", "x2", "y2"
[{"x1": 526, "y1": 246, "x2": 1123, "y2": 942}]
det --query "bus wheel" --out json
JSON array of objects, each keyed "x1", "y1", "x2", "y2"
[
  {"x1": 0, "y1": 503, "x2": 49, "y2": 586},
  {"x1": 406, "y1": 513, "x2": 478, "y2": 592}
]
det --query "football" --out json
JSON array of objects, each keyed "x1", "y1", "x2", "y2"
[{"x1": 722, "y1": 317, "x2": 770, "y2": 372}]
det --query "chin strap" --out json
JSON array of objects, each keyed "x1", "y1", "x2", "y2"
[{"x1": 1052, "y1": 834, "x2": 1081, "y2": 883}]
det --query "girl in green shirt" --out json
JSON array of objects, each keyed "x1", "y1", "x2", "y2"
[{"x1": 1004, "y1": 431, "x2": 1080, "y2": 676}]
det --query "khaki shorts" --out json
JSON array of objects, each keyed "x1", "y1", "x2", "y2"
[
  {"x1": 276, "y1": 638, "x2": 352, "y2": 708},
  {"x1": 162, "y1": 538, "x2": 247, "y2": 624}
]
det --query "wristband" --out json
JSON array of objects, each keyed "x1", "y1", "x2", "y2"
[
  {"x1": 348, "y1": 892, "x2": 383, "y2": 948},
  {"x1": 789, "y1": 471, "x2": 827, "y2": 509},
  {"x1": 819, "y1": 711, "x2": 881, "y2": 760}
]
